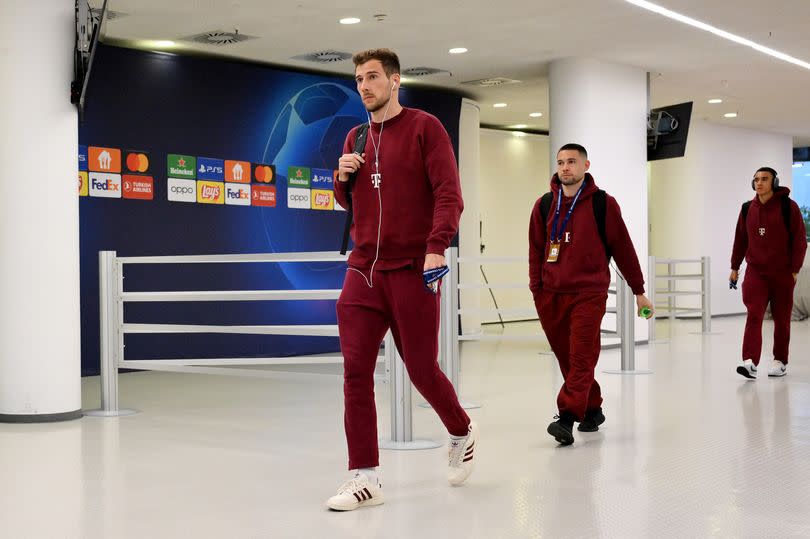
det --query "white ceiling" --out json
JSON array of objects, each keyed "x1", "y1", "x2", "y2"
[{"x1": 94, "y1": 0, "x2": 810, "y2": 146}]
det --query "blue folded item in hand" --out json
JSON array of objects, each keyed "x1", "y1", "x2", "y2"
[{"x1": 423, "y1": 265, "x2": 449, "y2": 294}]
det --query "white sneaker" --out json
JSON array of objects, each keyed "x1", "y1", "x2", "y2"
[
  {"x1": 326, "y1": 472, "x2": 384, "y2": 511},
  {"x1": 448, "y1": 422, "x2": 478, "y2": 486},
  {"x1": 736, "y1": 359, "x2": 757, "y2": 379},
  {"x1": 768, "y1": 360, "x2": 787, "y2": 377}
]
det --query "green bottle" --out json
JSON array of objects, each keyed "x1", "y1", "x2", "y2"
[{"x1": 640, "y1": 306, "x2": 653, "y2": 319}]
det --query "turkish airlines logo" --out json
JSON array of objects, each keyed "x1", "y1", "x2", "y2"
[
  {"x1": 89, "y1": 172, "x2": 122, "y2": 198},
  {"x1": 197, "y1": 181, "x2": 225, "y2": 204},
  {"x1": 251, "y1": 185, "x2": 276, "y2": 207},
  {"x1": 167, "y1": 178, "x2": 196, "y2": 203},
  {"x1": 88, "y1": 146, "x2": 121, "y2": 173},
  {"x1": 122, "y1": 175, "x2": 154, "y2": 200},
  {"x1": 225, "y1": 160, "x2": 251, "y2": 183},
  {"x1": 311, "y1": 189, "x2": 334, "y2": 210},
  {"x1": 225, "y1": 184, "x2": 251, "y2": 206}
]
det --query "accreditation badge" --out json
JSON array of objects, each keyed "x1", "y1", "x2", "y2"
[{"x1": 547, "y1": 242, "x2": 561, "y2": 263}]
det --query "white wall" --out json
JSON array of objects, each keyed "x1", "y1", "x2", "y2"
[
  {"x1": 649, "y1": 120, "x2": 795, "y2": 316},
  {"x1": 478, "y1": 129, "x2": 550, "y2": 324}
]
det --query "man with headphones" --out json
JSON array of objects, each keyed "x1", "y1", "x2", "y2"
[
  {"x1": 326, "y1": 48, "x2": 476, "y2": 511},
  {"x1": 731, "y1": 167, "x2": 807, "y2": 378}
]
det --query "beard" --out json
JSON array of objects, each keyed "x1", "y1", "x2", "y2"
[
  {"x1": 559, "y1": 174, "x2": 584, "y2": 186},
  {"x1": 364, "y1": 94, "x2": 390, "y2": 114}
]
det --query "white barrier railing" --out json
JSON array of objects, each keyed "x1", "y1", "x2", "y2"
[
  {"x1": 86, "y1": 250, "x2": 440, "y2": 449},
  {"x1": 648, "y1": 256, "x2": 712, "y2": 340},
  {"x1": 440, "y1": 247, "x2": 643, "y2": 382}
]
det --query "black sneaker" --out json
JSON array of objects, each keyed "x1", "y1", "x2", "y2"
[
  {"x1": 547, "y1": 414, "x2": 575, "y2": 445},
  {"x1": 578, "y1": 408, "x2": 606, "y2": 432}
]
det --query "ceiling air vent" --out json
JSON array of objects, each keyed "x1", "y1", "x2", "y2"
[
  {"x1": 292, "y1": 50, "x2": 353, "y2": 63},
  {"x1": 403, "y1": 67, "x2": 448, "y2": 77},
  {"x1": 461, "y1": 77, "x2": 522, "y2": 87},
  {"x1": 184, "y1": 30, "x2": 257, "y2": 46}
]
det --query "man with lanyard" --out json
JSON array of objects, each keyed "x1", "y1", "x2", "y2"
[
  {"x1": 529, "y1": 143, "x2": 654, "y2": 445},
  {"x1": 327, "y1": 48, "x2": 477, "y2": 511},
  {"x1": 730, "y1": 166, "x2": 807, "y2": 379}
]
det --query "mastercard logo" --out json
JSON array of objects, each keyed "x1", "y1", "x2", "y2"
[
  {"x1": 254, "y1": 164, "x2": 275, "y2": 184},
  {"x1": 125, "y1": 152, "x2": 150, "y2": 173}
]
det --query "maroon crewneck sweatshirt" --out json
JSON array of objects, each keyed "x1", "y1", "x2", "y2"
[{"x1": 335, "y1": 107, "x2": 463, "y2": 270}]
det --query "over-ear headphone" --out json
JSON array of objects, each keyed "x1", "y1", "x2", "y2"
[{"x1": 751, "y1": 167, "x2": 779, "y2": 190}]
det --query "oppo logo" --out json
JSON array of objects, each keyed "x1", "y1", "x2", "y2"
[
  {"x1": 289, "y1": 194, "x2": 309, "y2": 201},
  {"x1": 171, "y1": 186, "x2": 194, "y2": 194}
]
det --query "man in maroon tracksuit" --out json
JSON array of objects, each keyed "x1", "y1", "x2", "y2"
[
  {"x1": 326, "y1": 49, "x2": 477, "y2": 511},
  {"x1": 529, "y1": 143, "x2": 654, "y2": 445},
  {"x1": 730, "y1": 167, "x2": 807, "y2": 379}
]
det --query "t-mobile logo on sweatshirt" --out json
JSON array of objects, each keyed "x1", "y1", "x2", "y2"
[{"x1": 564, "y1": 232, "x2": 572, "y2": 243}]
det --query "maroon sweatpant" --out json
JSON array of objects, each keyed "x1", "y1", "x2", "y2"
[
  {"x1": 536, "y1": 290, "x2": 607, "y2": 421},
  {"x1": 336, "y1": 266, "x2": 470, "y2": 470},
  {"x1": 741, "y1": 267, "x2": 796, "y2": 365}
]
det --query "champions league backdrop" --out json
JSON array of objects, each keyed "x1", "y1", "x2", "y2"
[{"x1": 78, "y1": 44, "x2": 462, "y2": 376}]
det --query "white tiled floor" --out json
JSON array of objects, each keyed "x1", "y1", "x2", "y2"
[{"x1": 2, "y1": 316, "x2": 810, "y2": 538}]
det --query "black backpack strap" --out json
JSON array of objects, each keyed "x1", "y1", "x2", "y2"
[
  {"x1": 592, "y1": 189, "x2": 610, "y2": 260},
  {"x1": 781, "y1": 196, "x2": 793, "y2": 243},
  {"x1": 741, "y1": 201, "x2": 751, "y2": 222},
  {"x1": 538, "y1": 192, "x2": 553, "y2": 228},
  {"x1": 340, "y1": 123, "x2": 370, "y2": 255}
]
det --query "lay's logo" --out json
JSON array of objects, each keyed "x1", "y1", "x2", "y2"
[
  {"x1": 197, "y1": 181, "x2": 225, "y2": 204},
  {"x1": 311, "y1": 189, "x2": 334, "y2": 210}
]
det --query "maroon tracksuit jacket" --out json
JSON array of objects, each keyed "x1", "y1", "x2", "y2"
[
  {"x1": 334, "y1": 107, "x2": 469, "y2": 469},
  {"x1": 731, "y1": 187, "x2": 807, "y2": 364},
  {"x1": 529, "y1": 174, "x2": 645, "y2": 421}
]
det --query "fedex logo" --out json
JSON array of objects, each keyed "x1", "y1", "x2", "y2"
[
  {"x1": 92, "y1": 179, "x2": 119, "y2": 191},
  {"x1": 225, "y1": 184, "x2": 251, "y2": 206},
  {"x1": 88, "y1": 172, "x2": 122, "y2": 198}
]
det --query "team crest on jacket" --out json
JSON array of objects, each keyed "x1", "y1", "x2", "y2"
[{"x1": 758, "y1": 227, "x2": 766, "y2": 236}]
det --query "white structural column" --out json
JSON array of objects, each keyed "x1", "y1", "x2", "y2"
[
  {"x1": 0, "y1": 0, "x2": 82, "y2": 421},
  {"x1": 457, "y1": 98, "x2": 481, "y2": 335},
  {"x1": 549, "y1": 58, "x2": 649, "y2": 340}
]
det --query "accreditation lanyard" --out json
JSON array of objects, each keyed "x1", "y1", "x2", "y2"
[{"x1": 551, "y1": 180, "x2": 586, "y2": 243}]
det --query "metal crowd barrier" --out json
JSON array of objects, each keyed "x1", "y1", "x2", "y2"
[
  {"x1": 443, "y1": 247, "x2": 643, "y2": 377},
  {"x1": 86, "y1": 250, "x2": 442, "y2": 450},
  {"x1": 648, "y1": 256, "x2": 712, "y2": 340}
]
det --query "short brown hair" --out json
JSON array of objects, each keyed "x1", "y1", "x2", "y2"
[
  {"x1": 557, "y1": 143, "x2": 588, "y2": 159},
  {"x1": 352, "y1": 48, "x2": 400, "y2": 76}
]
